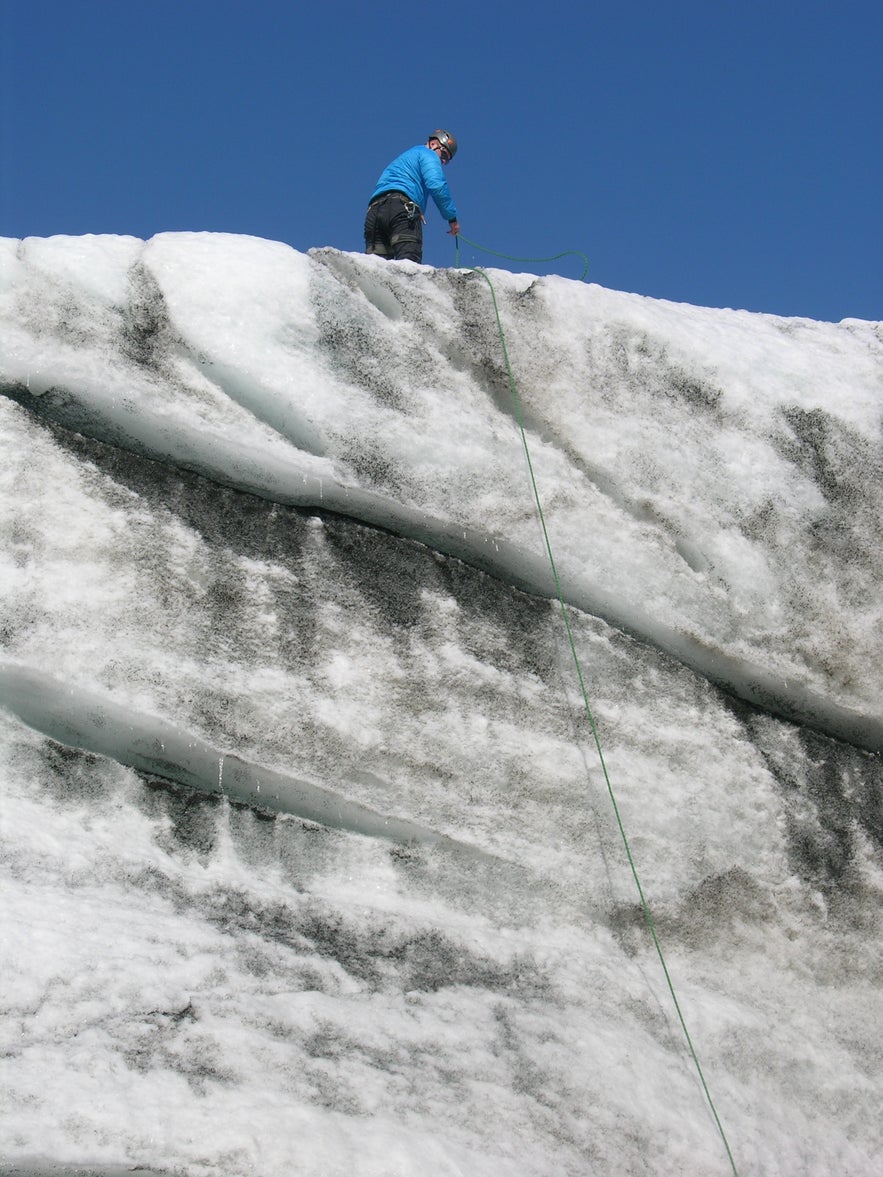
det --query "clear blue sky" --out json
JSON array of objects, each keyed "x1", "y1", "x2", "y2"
[{"x1": 1, "y1": 0, "x2": 880, "y2": 321}]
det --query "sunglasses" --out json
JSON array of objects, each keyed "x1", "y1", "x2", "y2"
[{"x1": 434, "y1": 142, "x2": 451, "y2": 164}]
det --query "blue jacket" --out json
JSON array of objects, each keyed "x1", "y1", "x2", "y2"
[{"x1": 370, "y1": 145, "x2": 458, "y2": 223}]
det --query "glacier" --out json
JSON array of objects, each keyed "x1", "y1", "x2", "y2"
[{"x1": 0, "y1": 231, "x2": 881, "y2": 1177}]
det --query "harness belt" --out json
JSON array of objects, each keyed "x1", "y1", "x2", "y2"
[{"x1": 368, "y1": 190, "x2": 415, "y2": 210}]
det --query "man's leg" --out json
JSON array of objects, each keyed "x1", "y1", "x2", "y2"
[
  {"x1": 364, "y1": 200, "x2": 389, "y2": 257},
  {"x1": 389, "y1": 199, "x2": 423, "y2": 262}
]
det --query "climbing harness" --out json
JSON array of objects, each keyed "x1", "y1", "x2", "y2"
[{"x1": 458, "y1": 239, "x2": 740, "y2": 1177}]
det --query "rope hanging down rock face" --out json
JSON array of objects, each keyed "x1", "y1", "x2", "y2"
[{"x1": 459, "y1": 247, "x2": 739, "y2": 1177}]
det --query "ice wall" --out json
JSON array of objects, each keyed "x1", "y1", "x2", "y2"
[{"x1": 1, "y1": 233, "x2": 881, "y2": 1177}]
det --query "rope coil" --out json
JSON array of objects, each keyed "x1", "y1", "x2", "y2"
[{"x1": 455, "y1": 234, "x2": 590, "y2": 281}]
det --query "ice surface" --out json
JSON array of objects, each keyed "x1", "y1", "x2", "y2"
[{"x1": 1, "y1": 233, "x2": 881, "y2": 1176}]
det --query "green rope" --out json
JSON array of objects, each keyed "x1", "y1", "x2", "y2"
[
  {"x1": 455, "y1": 234, "x2": 590, "y2": 281},
  {"x1": 465, "y1": 261, "x2": 739, "y2": 1177}
]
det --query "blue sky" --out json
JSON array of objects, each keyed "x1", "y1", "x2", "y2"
[{"x1": 1, "y1": 0, "x2": 880, "y2": 322}]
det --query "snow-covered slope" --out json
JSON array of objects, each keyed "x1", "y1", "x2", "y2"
[{"x1": 1, "y1": 233, "x2": 881, "y2": 1177}]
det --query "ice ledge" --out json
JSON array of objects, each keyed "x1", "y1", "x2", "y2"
[
  {"x1": 0, "y1": 1162, "x2": 167, "y2": 1177},
  {"x1": 0, "y1": 661, "x2": 492, "y2": 857}
]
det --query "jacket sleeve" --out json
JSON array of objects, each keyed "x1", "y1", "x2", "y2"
[{"x1": 420, "y1": 152, "x2": 459, "y2": 222}]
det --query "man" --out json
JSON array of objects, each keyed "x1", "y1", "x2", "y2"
[{"x1": 364, "y1": 130, "x2": 460, "y2": 264}]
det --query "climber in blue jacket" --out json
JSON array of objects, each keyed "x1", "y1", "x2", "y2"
[{"x1": 364, "y1": 130, "x2": 460, "y2": 264}]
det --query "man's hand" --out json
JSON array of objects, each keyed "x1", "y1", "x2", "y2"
[{"x1": 448, "y1": 220, "x2": 460, "y2": 236}]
